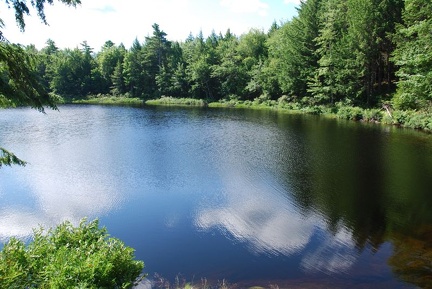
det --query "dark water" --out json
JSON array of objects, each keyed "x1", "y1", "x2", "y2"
[{"x1": 1, "y1": 105, "x2": 432, "y2": 288}]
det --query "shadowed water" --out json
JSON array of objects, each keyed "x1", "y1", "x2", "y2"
[{"x1": 1, "y1": 105, "x2": 432, "y2": 288}]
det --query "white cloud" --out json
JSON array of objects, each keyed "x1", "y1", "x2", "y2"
[
  {"x1": 220, "y1": 0, "x2": 269, "y2": 16},
  {"x1": 284, "y1": 0, "x2": 302, "y2": 5}
]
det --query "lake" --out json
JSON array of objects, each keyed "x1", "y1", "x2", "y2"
[{"x1": 1, "y1": 105, "x2": 432, "y2": 288}]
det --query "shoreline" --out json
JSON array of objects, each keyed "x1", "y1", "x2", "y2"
[{"x1": 71, "y1": 96, "x2": 432, "y2": 133}]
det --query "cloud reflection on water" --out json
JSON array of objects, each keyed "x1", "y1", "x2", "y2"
[
  {"x1": 0, "y1": 106, "x2": 365, "y2": 278},
  {"x1": 196, "y1": 167, "x2": 317, "y2": 256},
  {"x1": 301, "y1": 225, "x2": 357, "y2": 273},
  {"x1": 195, "y1": 167, "x2": 359, "y2": 274},
  {"x1": 0, "y1": 209, "x2": 46, "y2": 241},
  {"x1": 0, "y1": 140, "x2": 122, "y2": 242},
  {"x1": 0, "y1": 171, "x2": 121, "y2": 242}
]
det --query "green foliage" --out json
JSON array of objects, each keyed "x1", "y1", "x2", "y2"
[
  {"x1": 0, "y1": 147, "x2": 26, "y2": 167},
  {"x1": 0, "y1": 219, "x2": 144, "y2": 288},
  {"x1": 335, "y1": 105, "x2": 384, "y2": 122},
  {"x1": 391, "y1": 0, "x2": 432, "y2": 110},
  {"x1": 96, "y1": 41, "x2": 127, "y2": 95},
  {"x1": 0, "y1": 42, "x2": 57, "y2": 111},
  {"x1": 267, "y1": 0, "x2": 321, "y2": 100},
  {"x1": 73, "y1": 95, "x2": 143, "y2": 106},
  {"x1": 142, "y1": 23, "x2": 172, "y2": 98},
  {"x1": 362, "y1": 108, "x2": 383, "y2": 122},
  {"x1": 182, "y1": 31, "x2": 220, "y2": 100},
  {"x1": 123, "y1": 39, "x2": 145, "y2": 97},
  {"x1": 48, "y1": 42, "x2": 99, "y2": 99},
  {"x1": 336, "y1": 105, "x2": 364, "y2": 121},
  {"x1": 146, "y1": 96, "x2": 207, "y2": 107},
  {"x1": 310, "y1": 0, "x2": 403, "y2": 106},
  {"x1": 384, "y1": 110, "x2": 432, "y2": 130},
  {"x1": 1, "y1": 1, "x2": 430, "y2": 130}
]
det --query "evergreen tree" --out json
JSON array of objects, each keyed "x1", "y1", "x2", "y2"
[
  {"x1": 268, "y1": 0, "x2": 322, "y2": 102},
  {"x1": 155, "y1": 41, "x2": 188, "y2": 97},
  {"x1": 0, "y1": 42, "x2": 54, "y2": 109},
  {"x1": 142, "y1": 23, "x2": 171, "y2": 98},
  {"x1": 37, "y1": 39, "x2": 59, "y2": 92},
  {"x1": 238, "y1": 29, "x2": 269, "y2": 99},
  {"x1": 49, "y1": 43, "x2": 97, "y2": 99},
  {"x1": 212, "y1": 30, "x2": 247, "y2": 99},
  {"x1": 96, "y1": 41, "x2": 127, "y2": 94},
  {"x1": 307, "y1": 0, "x2": 349, "y2": 104},
  {"x1": 310, "y1": 0, "x2": 403, "y2": 106},
  {"x1": 392, "y1": 0, "x2": 432, "y2": 109},
  {"x1": 79, "y1": 41, "x2": 96, "y2": 96},
  {"x1": 111, "y1": 60, "x2": 126, "y2": 95},
  {"x1": 183, "y1": 31, "x2": 219, "y2": 100},
  {"x1": 123, "y1": 38, "x2": 145, "y2": 97}
]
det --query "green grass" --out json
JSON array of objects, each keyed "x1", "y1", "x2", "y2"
[
  {"x1": 208, "y1": 98, "x2": 432, "y2": 132},
  {"x1": 146, "y1": 96, "x2": 208, "y2": 107},
  {"x1": 73, "y1": 95, "x2": 144, "y2": 106}
]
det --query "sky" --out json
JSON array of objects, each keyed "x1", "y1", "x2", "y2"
[{"x1": 0, "y1": 0, "x2": 300, "y2": 51}]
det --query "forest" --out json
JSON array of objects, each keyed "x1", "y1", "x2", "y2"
[{"x1": 1, "y1": 0, "x2": 432, "y2": 127}]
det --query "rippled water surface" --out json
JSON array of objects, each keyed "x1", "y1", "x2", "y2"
[{"x1": 1, "y1": 105, "x2": 432, "y2": 288}]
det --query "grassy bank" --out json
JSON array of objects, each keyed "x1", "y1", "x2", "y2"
[
  {"x1": 67, "y1": 94, "x2": 432, "y2": 132},
  {"x1": 145, "y1": 96, "x2": 208, "y2": 107},
  {"x1": 147, "y1": 96, "x2": 432, "y2": 132},
  {"x1": 72, "y1": 95, "x2": 144, "y2": 106}
]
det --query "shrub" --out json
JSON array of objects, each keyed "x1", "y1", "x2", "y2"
[
  {"x1": 146, "y1": 96, "x2": 207, "y2": 107},
  {"x1": 336, "y1": 106, "x2": 364, "y2": 121},
  {"x1": 301, "y1": 105, "x2": 323, "y2": 115},
  {"x1": 362, "y1": 108, "x2": 383, "y2": 122},
  {"x1": 253, "y1": 93, "x2": 273, "y2": 106},
  {"x1": 391, "y1": 110, "x2": 410, "y2": 125},
  {"x1": 0, "y1": 219, "x2": 144, "y2": 288}
]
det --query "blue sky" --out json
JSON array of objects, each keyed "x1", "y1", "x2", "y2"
[{"x1": 0, "y1": 0, "x2": 300, "y2": 51}]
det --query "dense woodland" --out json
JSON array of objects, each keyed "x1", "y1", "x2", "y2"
[{"x1": 1, "y1": 0, "x2": 432, "y2": 112}]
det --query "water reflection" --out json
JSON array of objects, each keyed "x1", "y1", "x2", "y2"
[
  {"x1": 194, "y1": 142, "x2": 363, "y2": 276},
  {"x1": 0, "y1": 107, "x2": 124, "y2": 241},
  {"x1": 0, "y1": 208, "x2": 46, "y2": 240},
  {"x1": 300, "y1": 224, "x2": 356, "y2": 273},
  {"x1": 388, "y1": 225, "x2": 432, "y2": 288},
  {"x1": 196, "y1": 168, "x2": 318, "y2": 256},
  {"x1": 0, "y1": 163, "x2": 122, "y2": 241},
  {"x1": 2, "y1": 106, "x2": 432, "y2": 287}
]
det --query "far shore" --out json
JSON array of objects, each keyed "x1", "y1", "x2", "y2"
[{"x1": 71, "y1": 95, "x2": 432, "y2": 133}]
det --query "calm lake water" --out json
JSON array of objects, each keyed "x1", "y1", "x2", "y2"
[{"x1": 1, "y1": 105, "x2": 432, "y2": 288}]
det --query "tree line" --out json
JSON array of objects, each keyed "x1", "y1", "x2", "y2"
[{"x1": 3, "y1": 0, "x2": 432, "y2": 111}]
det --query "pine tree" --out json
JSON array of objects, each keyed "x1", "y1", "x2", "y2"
[
  {"x1": 267, "y1": 0, "x2": 322, "y2": 102},
  {"x1": 392, "y1": 0, "x2": 432, "y2": 109}
]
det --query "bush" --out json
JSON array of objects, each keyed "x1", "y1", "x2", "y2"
[
  {"x1": 336, "y1": 105, "x2": 364, "y2": 120},
  {"x1": 0, "y1": 219, "x2": 144, "y2": 288},
  {"x1": 146, "y1": 96, "x2": 207, "y2": 107},
  {"x1": 301, "y1": 105, "x2": 324, "y2": 115},
  {"x1": 362, "y1": 108, "x2": 383, "y2": 122}
]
